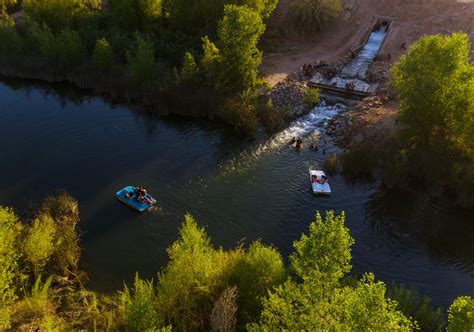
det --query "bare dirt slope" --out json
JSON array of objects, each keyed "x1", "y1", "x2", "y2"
[{"x1": 261, "y1": 0, "x2": 474, "y2": 86}]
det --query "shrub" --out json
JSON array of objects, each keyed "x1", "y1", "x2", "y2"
[
  {"x1": 109, "y1": 0, "x2": 163, "y2": 31},
  {"x1": 210, "y1": 286, "x2": 238, "y2": 332},
  {"x1": 448, "y1": 296, "x2": 474, "y2": 331},
  {"x1": 56, "y1": 28, "x2": 85, "y2": 66},
  {"x1": 12, "y1": 276, "x2": 55, "y2": 325},
  {"x1": 289, "y1": 0, "x2": 342, "y2": 33},
  {"x1": 390, "y1": 33, "x2": 474, "y2": 204},
  {"x1": 232, "y1": 241, "x2": 286, "y2": 325},
  {"x1": 219, "y1": 90, "x2": 259, "y2": 136},
  {"x1": 180, "y1": 51, "x2": 199, "y2": 85},
  {"x1": 257, "y1": 98, "x2": 289, "y2": 133},
  {"x1": 387, "y1": 283, "x2": 445, "y2": 331},
  {"x1": 0, "y1": 26, "x2": 23, "y2": 58},
  {"x1": 33, "y1": 23, "x2": 58, "y2": 62},
  {"x1": 93, "y1": 37, "x2": 114, "y2": 71},
  {"x1": 216, "y1": 5, "x2": 265, "y2": 91},
  {"x1": 252, "y1": 212, "x2": 414, "y2": 331},
  {"x1": 304, "y1": 87, "x2": 320, "y2": 108},
  {"x1": 127, "y1": 34, "x2": 157, "y2": 85},
  {"x1": 23, "y1": 0, "x2": 96, "y2": 31},
  {"x1": 323, "y1": 155, "x2": 340, "y2": 175},
  {"x1": 120, "y1": 273, "x2": 159, "y2": 331},
  {"x1": 0, "y1": 207, "x2": 23, "y2": 329},
  {"x1": 341, "y1": 142, "x2": 377, "y2": 178},
  {"x1": 23, "y1": 214, "x2": 56, "y2": 277}
]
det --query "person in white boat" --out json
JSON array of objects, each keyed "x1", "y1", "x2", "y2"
[{"x1": 321, "y1": 175, "x2": 328, "y2": 184}]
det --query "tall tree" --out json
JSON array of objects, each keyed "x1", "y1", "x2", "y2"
[
  {"x1": 216, "y1": 4, "x2": 265, "y2": 90},
  {"x1": 390, "y1": 33, "x2": 474, "y2": 204},
  {"x1": 251, "y1": 211, "x2": 415, "y2": 330}
]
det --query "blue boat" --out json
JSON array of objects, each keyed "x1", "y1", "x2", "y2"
[{"x1": 115, "y1": 186, "x2": 156, "y2": 212}]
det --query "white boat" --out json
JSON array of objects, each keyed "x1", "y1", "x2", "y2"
[{"x1": 309, "y1": 169, "x2": 331, "y2": 195}]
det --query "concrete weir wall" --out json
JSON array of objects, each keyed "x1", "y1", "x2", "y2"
[{"x1": 308, "y1": 18, "x2": 393, "y2": 98}]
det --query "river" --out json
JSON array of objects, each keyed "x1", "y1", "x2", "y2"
[{"x1": 0, "y1": 78, "x2": 473, "y2": 309}]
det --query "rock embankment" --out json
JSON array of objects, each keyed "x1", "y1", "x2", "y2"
[{"x1": 326, "y1": 95, "x2": 398, "y2": 147}]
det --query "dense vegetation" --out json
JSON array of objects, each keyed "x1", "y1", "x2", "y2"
[
  {"x1": 0, "y1": 0, "x2": 285, "y2": 136},
  {"x1": 289, "y1": 0, "x2": 342, "y2": 33},
  {"x1": 1, "y1": 194, "x2": 473, "y2": 330},
  {"x1": 389, "y1": 33, "x2": 474, "y2": 207}
]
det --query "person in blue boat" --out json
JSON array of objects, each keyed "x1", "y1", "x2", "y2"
[{"x1": 134, "y1": 186, "x2": 147, "y2": 203}]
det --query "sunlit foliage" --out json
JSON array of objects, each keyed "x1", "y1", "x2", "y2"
[
  {"x1": 448, "y1": 296, "x2": 474, "y2": 331},
  {"x1": 391, "y1": 33, "x2": 474, "y2": 206}
]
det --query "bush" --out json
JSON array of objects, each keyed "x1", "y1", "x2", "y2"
[
  {"x1": 39, "y1": 193, "x2": 81, "y2": 276},
  {"x1": 232, "y1": 241, "x2": 286, "y2": 325},
  {"x1": 216, "y1": 5, "x2": 265, "y2": 91},
  {"x1": 390, "y1": 33, "x2": 474, "y2": 204},
  {"x1": 109, "y1": 0, "x2": 163, "y2": 31},
  {"x1": 210, "y1": 286, "x2": 238, "y2": 332},
  {"x1": 12, "y1": 276, "x2": 54, "y2": 326},
  {"x1": 23, "y1": 0, "x2": 96, "y2": 31},
  {"x1": 120, "y1": 274, "x2": 159, "y2": 331},
  {"x1": 304, "y1": 87, "x2": 320, "y2": 108},
  {"x1": 23, "y1": 214, "x2": 56, "y2": 277},
  {"x1": 56, "y1": 28, "x2": 85, "y2": 66},
  {"x1": 180, "y1": 51, "x2": 199, "y2": 85},
  {"x1": 289, "y1": 0, "x2": 342, "y2": 33},
  {"x1": 342, "y1": 143, "x2": 377, "y2": 178},
  {"x1": 257, "y1": 98, "x2": 289, "y2": 133},
  {"x1": 127, "y1": 34, "x2": 157, "y2": 85},
  {"x1": 0, "y1": 26, "x2": 23, "y2": 58},
  {"x1": 218, "y1": 91, "x2": 259, "y2": 137},
  {"x1": 0, "y1": 207, "x2": 23, "y2": 329},
  {"x1": 93, "y1": 37, "x2": 114, "y2": 71},
  {"x1": 387, "y1": 283, "x2": 445, "y2": 331},
  {"x1": 323, "y1": 155, "x2": 340, "y2": 175},
  {"x1": 448, "y1": 296, "x2": 474, "y2": 331}
]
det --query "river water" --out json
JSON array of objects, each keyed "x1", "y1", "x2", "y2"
[{"x1": 0, "y1": 78, "x2": 473, "y2": 309}]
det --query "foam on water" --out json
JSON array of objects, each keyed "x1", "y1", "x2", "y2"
[
  {"x1": 216, "y1": 101, "x2": 347, "y2": 175},
  {"x1": 270, "y1": 101, "x2": 347, "y2": 147}
]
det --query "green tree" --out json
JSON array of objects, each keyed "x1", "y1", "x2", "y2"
[
  {"x1": 200, "y1": 36, "x2": 221, "y2": 88},
  {"x1": 391, "y1": 33, "x2": 473, "y2": 154},
  {"x1": 93, "y1": 37, "x2": 114, "y2": 71},
  {"x1": 39, "y1": 193, "x2": 81, "y2": 276},
  {"x1": 251, "y1": 211, "x2": 414, "y2": 330},
  {"x1": 127, "y1": 34, "x2": 156, "y2": 85},
  {"x1": 156, "y1": 214, "x2": 242, "y2": 330},
  {"x1": 180, "y1": 51, "x2": 199, "y2": 85},
  {"x1": 232, "y1": 241, "x2": 286, "y2": 325},
  {"x1": 120, "y1": 273, "x2": 159, "y2": 331},
  {"x1": 390, "y1": 33, "x2": 474, "y2": 204},
  {"x1": 109, "y1": 0, "x2": 163, "y2": 31},
  {"x1": 290, "y1": 211, "x2": 353, "y2": 285},
  {"x1": 216, "y1": 5, "x2": 265, "y2": 90},
  {"x1": 23, "y1": 0, "x2": 96, "y2": 31},
  {"x1": 23, "y1": 214, "x2": 56, "y2": 277},
  {"x1": 387, "y1": 283, "x2": 445, "y2": 331},
  {"x1": 448, "y1": 296, "x2": 474, "y2": 331},
  {"x1": 56, "y1": 28, "x2": 85, "y2": 65},
  {"x1": 289, "y1": 0, "x2": 342, "y2": 32},
  {"x1": 239, "y1": 0, "x2": 278, "y2": 21},
  {"x1": 0, "y1": 0, "x2": 16, "y2": 27},
  {"x1": 0, "y1": 26, "x2": 23, "y2": 57},
  {"x1": 0, "y1": 207, "x2": 22, "y2": 329}
]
